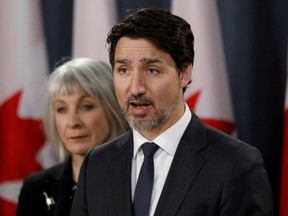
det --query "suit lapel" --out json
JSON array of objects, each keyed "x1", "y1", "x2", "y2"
[
  {"x1": 39, "y1": 160, "x2": 73, "y2": 216},
  {"x1": 109, "y1": 131, "x2": 134, "y2": 216},
  {"x1": 155, "y1": 114, "x2": 207, "y2": 216}
]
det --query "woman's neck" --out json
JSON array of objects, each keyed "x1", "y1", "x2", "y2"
[{"x1": 71, "y1": 154, "x2": 84, "y2": 183}]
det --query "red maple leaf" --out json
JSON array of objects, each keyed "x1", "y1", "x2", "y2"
[
  {"x1": 186, "y1": 90, "x2": 235, "y2": 135},
  {"x1": 0, "y1": 91, "x2": 45, "y2": 182}
]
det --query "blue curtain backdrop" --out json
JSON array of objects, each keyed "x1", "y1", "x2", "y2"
[
  {"x1": 218, "y1": 0, "x2": 287, "y2": 213},
  {"x1": 41, "y1": 0, "x2": 74, "y2": 71},
  {"x1": 40, "y1": 0, "x2": 288, "y2": 215}
]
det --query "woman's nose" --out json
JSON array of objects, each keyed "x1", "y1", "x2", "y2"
[{"x1": 67, "y1": 112, "x2": 82, "y2": 128}]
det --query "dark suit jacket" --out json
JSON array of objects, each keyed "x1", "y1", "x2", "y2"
[
  {"x1": 71, "y1": 112, "x2": 274, "y2": 216},
  {"x1": 17, "y1": 158, "x2": 75, "y2": 216}
]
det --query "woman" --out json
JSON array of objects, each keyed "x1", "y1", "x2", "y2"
[{"x1": 16, "y1": 58, "x2": 128, "y2": 216}]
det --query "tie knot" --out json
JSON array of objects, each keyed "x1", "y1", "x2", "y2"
[{"x1": 141, "y1": 142, "x2": 159, "y2": 159}]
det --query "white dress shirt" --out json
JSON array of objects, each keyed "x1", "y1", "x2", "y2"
[{"x1": 131, "y1": 103, "x2": 192, "y2": 216}]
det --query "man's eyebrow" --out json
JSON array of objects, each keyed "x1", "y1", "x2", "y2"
[
  {"x1": 114, "y1": 58, "x2": 162, "y2": 65},
  {"x1": 115, "y1": 59, "x2": 130, "y2": 64},
  {"x1": 140, "y1": 58, "x2": 162, "y2": 64}
]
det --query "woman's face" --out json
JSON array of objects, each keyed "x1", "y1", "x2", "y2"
[{"x1": 54, "y1": 91, "x2": 110, "y2": 156}]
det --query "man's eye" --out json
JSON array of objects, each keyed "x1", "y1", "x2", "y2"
[
  {"x1": 119, "y1": 67, "x2": 129, "y2": 74},
  {"x1": 147, "y1": 68, "x2": 159, "y2": 74}
]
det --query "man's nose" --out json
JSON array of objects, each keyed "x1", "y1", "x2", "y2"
[{"x1": 129, "y1": 72, "x2": 146, "y2": 96}]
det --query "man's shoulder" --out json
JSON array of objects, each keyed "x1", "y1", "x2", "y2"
[
  {"x1": 187, "y1": 112, "x2": 259, "y2": 158},
  {"x1": 204, "y1": 125, "x2": 262, "y2": 165},
  {"x1": 87, "y1": 130, "x2": 133, "y2": 160},
  {"x1": 207, "y1": 125, "x2": 253, "y2": 150}
]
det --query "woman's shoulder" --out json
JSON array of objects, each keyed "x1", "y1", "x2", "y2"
[{"x1": 23, "y1": 161, "x2": 68, "y2": 184}]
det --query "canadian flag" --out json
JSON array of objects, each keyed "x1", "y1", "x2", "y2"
[
  {"x1": 280, "y1": 70, "x2": 288, "y2": 215},
  {"x1": 0, "y1": 1, "x2": 57, "y2": 215},
  {"x1": 172, "y1": 0, "x2": 235, "y2": 135},
  {"x1": 73, "y1": 0, "x2": 117, "y2": 63}
]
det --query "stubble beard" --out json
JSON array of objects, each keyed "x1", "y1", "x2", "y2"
[{"x1": 122, "y1": 91, "x2": 180, "y2": 131}]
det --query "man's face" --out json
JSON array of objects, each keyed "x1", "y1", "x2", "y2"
[{"x1": 113, "y1": 37, "x2": 191, "y2": 139}]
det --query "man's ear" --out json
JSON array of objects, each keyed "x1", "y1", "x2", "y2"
[{"x1": 179, "y1": 64, "x2": 192, "y2": 88}]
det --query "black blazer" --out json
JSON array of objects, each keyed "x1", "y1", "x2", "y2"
[
  {"x1": 17, "y1": 158, "x2": 75, "y2": 216},
  {"x1": 71, "y1": 112, "x2": 274, "y2": 216}
]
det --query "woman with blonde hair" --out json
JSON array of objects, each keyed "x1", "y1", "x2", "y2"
[{"x1": 17, "y1": 58, "x2": 128, "y2": 216}]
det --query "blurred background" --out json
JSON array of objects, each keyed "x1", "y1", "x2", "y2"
[{"x1": 0, "y1": 0, "x2": 287, "y2": 215}]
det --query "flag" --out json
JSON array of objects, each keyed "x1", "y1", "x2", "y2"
[
  {"x1": 73, "y1": 0, "x2": 117, "y2": 63},
  {"x1": 171, "y1": 0, "x2": 235, "y2": 135},
  {"x1": 0, "y1": 1, "x2": 57, "y2": 215}
]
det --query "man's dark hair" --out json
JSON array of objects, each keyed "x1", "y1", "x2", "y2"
[{"x1": 106, "y1": 7, "x2": 194, "y2": 73}]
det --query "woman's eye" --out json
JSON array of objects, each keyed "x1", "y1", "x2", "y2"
[
  {"x1": 81, "y1": 104, "x2": 93, "y2": 111},
  {"x1": 56, "y1": 107, "x2": 67, "y2": 113}
]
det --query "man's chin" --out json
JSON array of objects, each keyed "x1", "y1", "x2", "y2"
[{"x1": 128, "y1": 118, "x2": 158, "y2": 131}]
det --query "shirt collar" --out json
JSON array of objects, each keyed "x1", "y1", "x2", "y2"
[{"x1": 133, "y1": 103, "x2": 192, "y2": 158}]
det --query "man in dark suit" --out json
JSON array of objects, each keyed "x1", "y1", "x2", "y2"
[{"x1": 71, "y1": 7, "x2": 274, "y2": 216}]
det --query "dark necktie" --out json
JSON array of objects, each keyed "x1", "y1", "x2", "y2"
[{"x1": 133, "y1": 142, "x2": 159, "y2": 216}]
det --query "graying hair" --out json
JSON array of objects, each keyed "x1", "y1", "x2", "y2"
[{"x1": 43, "y1": 58, "x2": 128, "y2": 161}]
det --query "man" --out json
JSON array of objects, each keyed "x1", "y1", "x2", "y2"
[{"x1": 71, "y1": 7, "x2": 274, "y2": 216}]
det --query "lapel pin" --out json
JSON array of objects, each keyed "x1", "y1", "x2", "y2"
[{"x1": 42, "y1": 191, "x2": 55, "y2": 211}]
